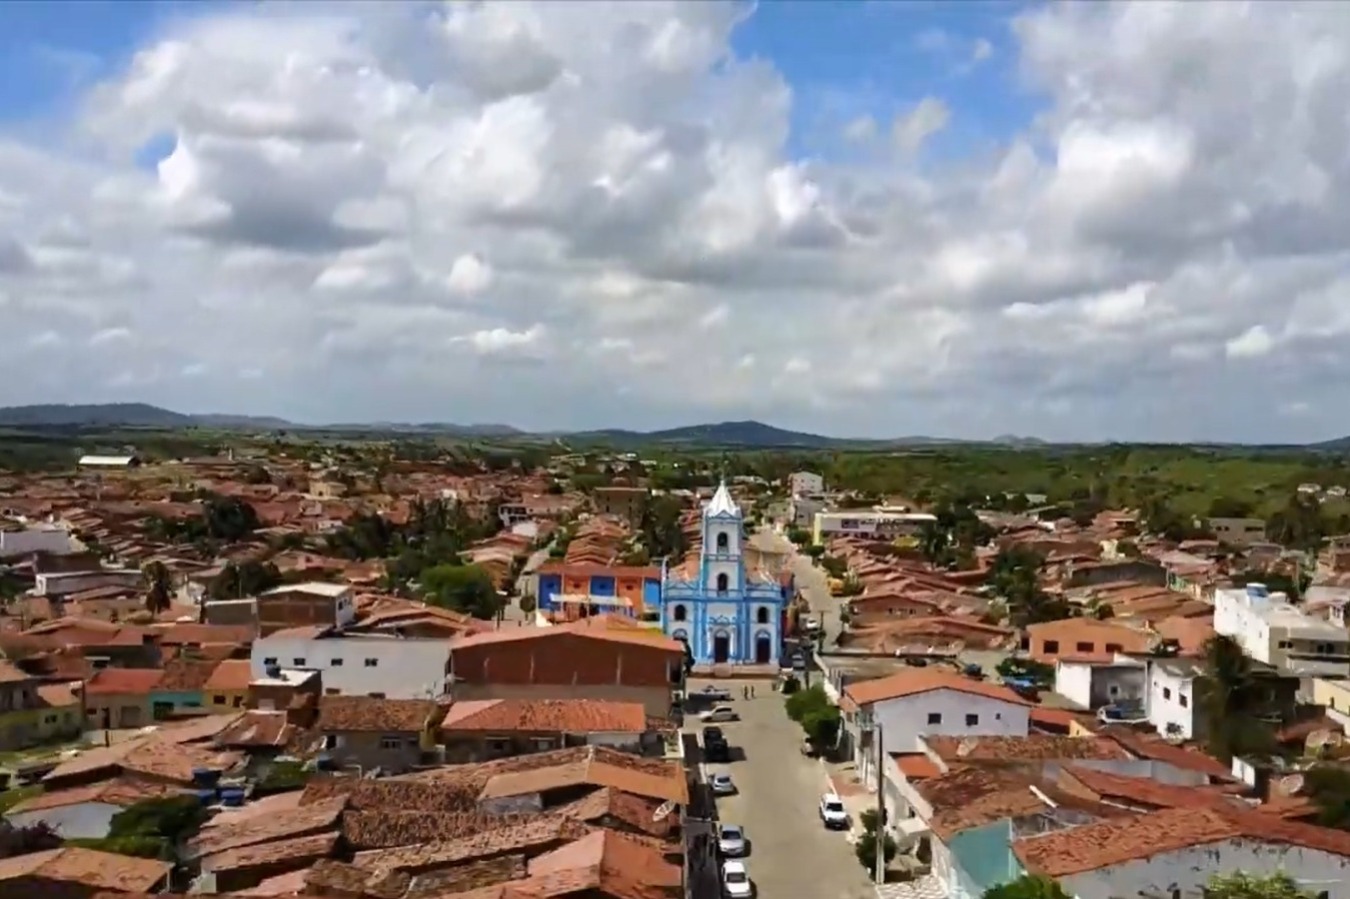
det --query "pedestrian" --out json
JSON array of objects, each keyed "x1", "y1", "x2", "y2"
[{"x1": 750, "y1": 684, "x2": 756, "y2": 698}]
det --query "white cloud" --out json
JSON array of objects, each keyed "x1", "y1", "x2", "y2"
[{"x1": 0, "y1": 1, "x2": 1349, "y2": 439}]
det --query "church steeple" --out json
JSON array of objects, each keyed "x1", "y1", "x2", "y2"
[{"x1": 706, "y1": 479, "x2": 740, "y2": 518}]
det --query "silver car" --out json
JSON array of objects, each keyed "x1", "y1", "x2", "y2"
[{"x1": 718, "y1": 823, "x2": 746, "y2": 856}]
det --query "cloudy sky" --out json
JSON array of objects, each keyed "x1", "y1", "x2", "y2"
[{"x1": 0, "y1": 1, "x2": 1347, "y2": 442}]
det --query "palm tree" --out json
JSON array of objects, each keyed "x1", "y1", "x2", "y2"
[
  {"x1": 142, "y1": 562, "x2": 173, "y2": 615},
  {"x1": 1200, "y1": 635, "x2": 1277, "y2": 761}
]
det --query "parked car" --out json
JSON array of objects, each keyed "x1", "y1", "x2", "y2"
[
  {"x1": 722, "y1": 860, "x2": 753, "y2": 898},
  {"x1": 718, "y1": 823, "x2": 746, "y2": 857},
  {"x1": 710, "y1": 773, "x2": 737, "y2": 796},
  {"x1": 700, "y1": 705, "x2": 739, "y2": 722},
  {"x1": 699, "y1": 685, "x2": 733, "y2": 702},
  {"x1": 704, "y1": 738, "x2": 730, "y2": 763},
  {"x1": 819, "y1": 793, "x2": 849, "y2": 829},
  {"x1": 702, "y1": 726, "x2": 725, "y2": 743}
]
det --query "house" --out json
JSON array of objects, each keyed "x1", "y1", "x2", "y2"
[
  {"x1": 0, "y1": 662, "x2": 82, "y2": 751},
  {"x1": 1054, "y1": 658, "x2": 1146, "y2": 711},
  {"x1": 255, "y1": 582, "x2": 355, "y2": 636},
  {"x1": 1064, "y1": 558, "x2": 1167, "y2": 589},
  {"x1": 438, "y1": 698, "x2": 654, "y2": 762},
  {"x1": 1013, "y1": 805, "x2": 1350, "y2": 899},
  {"x1": 4, "y1": 778, "x2": 185, "y2": 839},
  {"x1": 203, "y1": 659, "x2": 252, "y2": 710},
  {"x1": 591, "y1": 486, "x2": 649, "y2": 527},
  {"x1": 789, "y1": 471, "x2": 825, "y2": 496},
  {"x1": 0, "y1": 846, "x2": 169, "y2": 897},
  {"x1": 533, "y1": 562, "x2": 662, "y2": 621},
  {"x1": 1208, "y1": 516, "x2": 1269, "y2": 547},
  {"x1": 315, "y1": 696, "x2": 444, "y2": 774},
  {"x1": 251, "y1": 625, "x2": 449, "y2": 700},
  {"x1": 82, "y1": 667, "x2": 162, "y2": 730},
  {"x1": 148, "y1": 658, "x2": 216, "y2": 719},
  {"x1": 0, "y1": 523, "x2": 75, "y2": 560},
  {"x1": 1023, "y1": 619, "x2": 1156, "y2": 664},
  {"x1": 1215, "y1": 583, "x2": 1350, "y2": 676},
  {"x1": 449, "y1": 617, "x2": 685, "y2": 718},
  {"x1": 77, "y1": 455, "x2": 141, "y2": 469},
  {"x1": 840, "y1": 669, "x2": 1032, "y2": 789}
]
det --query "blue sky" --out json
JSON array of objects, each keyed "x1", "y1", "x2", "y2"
[{"x1": 0, "y1": 0, "x2": 1042, "y2": 165}]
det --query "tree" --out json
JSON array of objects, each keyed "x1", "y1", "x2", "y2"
[
  {"x1": 1304, "y1": 764, "x2": 1350, "y2": 831},
  {"x1": 1205, "y1": 872, "x2": 1313, "y2": 899},
  {"x1": 518, "y1": 592, "x2": 538, "y2": 615},
  {"x1": 208, "y1": 561, "x2": 283, "y2": 601},
  {"x1": 0, "y1": 819, "x2": 60, "y2": 859},
  {"x1": 784, "y1": 683, "x2": 841, "y2": 746},
  {"x1": 421, "y1": 563, "x2": 501, "y2": 619},
  {"x1": 142, "y1": 561, "x2": 173, "y2": 615},
  {"x1": 853, "y1": 808, "x2": 897, "y2": 874},
  {"x1": 1198, "y1": 635, "x2": 1278, "y2": 762},
  {"x1": 981, "y1": 875, "x2": 1072, "y2": 899}
]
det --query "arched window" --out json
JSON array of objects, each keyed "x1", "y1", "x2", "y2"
[
  {"x1": 673, "y1": 604, "x2": 688, "y2": 622},
  {"x1": 716, "y1": 532, "x2": 729, "y2": 552},
  {"x1": 756, "y1": 606, "x2": 769, "y2": 624},
  {"x1": 716, "y1": 573, "x2": 729, "y2": 594}
]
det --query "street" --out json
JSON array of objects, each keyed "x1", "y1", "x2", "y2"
[
  {"x1": 750, "y1": 527, "x2": 843, "y2": 646},
  {"x1": 687, "y1": 678, "x2": 877, "y2": 899}
]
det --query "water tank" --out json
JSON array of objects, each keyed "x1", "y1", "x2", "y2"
[
  {"x1": 315, "y1": 754, "x2": 336, "y2": 772},
  {"x1": 219, "y1": 789, "x2": 246, "y2": 807},
  {"x1": 264, "y1": 664, "x2": 282, "y2": 679},
  {"x1": 191, "y1": 768, "x2": 221, "y2": 788},
  {"x1": 193, "y1": 789, "x2": 216, "y2": 805}
]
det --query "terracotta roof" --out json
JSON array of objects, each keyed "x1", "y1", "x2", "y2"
[
  {"x1": 8, "y1": 777, "x2": 186, "y2": 815},
  {"x1": 43, "y1": 734, "x2": 243, "y2": 785},
  {"x1": 201, "y1": 830, "x2": 339, "y2": 873},
  {"x1": 440, "y1": 698, "x2": 648, "y2": 734},
  {"x1": 1059, "y1": 765, "x2": 1240, "y2": 811},
  {"x1": 915, "y1": 766, "x2": 1057, "y2": 839},
  {"x1": 1014, "y1": 805, "x2": 1350, "y2": 877},
  {"x1": 204, "y1": 659, "x2": 254, "y2": 692},
  {"x1": 924, "y1": 735, "x2": 1131, "y2": 765},
  {"x1": 317, "y1": 696, "x2": 444, "y2": 732},
  {"x1": 843, "y1": 669, "x2": 1032, "y2": 708},
  {"x1": 891, "y1": 753, "x2": 942, "y2": 780},
  {"x1": 351, "y1": 816, "x2": 591, "y2": 872},
  {"x1": 83, "y1": 666, "x2": 164, "y2": 696},
  {"x1": 156, "y1": 657, "x2": 217, "y2": 691},
  {"x1": 478, "y1": 754, "x2": 687, "y2": 805},
  {"x1": 1099, "y1": 727, "x2": 1233, "y2": 779},
  {"x1": 0, "y1": 847, "x2": 170, "y2": 892},
  {"x1": 527, "y1": 828, "x2": 681, "y2": 886},
  {"x1": 0, "y1": 659, "x2": 35, "y2": 684},
  {"x1": 189, "y1": 797, "x2": 347, "y2": 858},
  {"x1": 212, "y1": 710, "x2": 293, "y2": 748},
  {"x1": 450, "y1": 621, "x2": 683, "y2": 653}
]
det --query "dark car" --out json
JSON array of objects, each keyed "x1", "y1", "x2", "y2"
[
  {"x1": 702, "y1": 726, "x2": 725, "y2": 743},
  {"x1": 705, "y1": 740, "x2": 730, "y2": 762}
]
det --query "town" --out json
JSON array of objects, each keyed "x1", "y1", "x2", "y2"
[{"x1": 0, "y1": 437, "x2": 1349, "y2": 899}]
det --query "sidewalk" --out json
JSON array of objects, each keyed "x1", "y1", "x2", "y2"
[{"x1": 821, "y1": 759, "x2": 876, "y2": 843}]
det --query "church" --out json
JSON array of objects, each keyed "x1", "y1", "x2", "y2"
[{"x1": 660, "y1": 482, "x2": 792, "y2": 666}]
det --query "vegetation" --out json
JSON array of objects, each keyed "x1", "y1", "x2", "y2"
[
  {"x1": 208, "y1": 560, "x2": 283, "y2": 601},
  {"x1": 639, "y1": 494, "x2": 688, "y2": 561},
  {"x1": 784, "y1": 683, "x2": 841, "y2": 747},
  {"x1": 141, "y1": 562, "x2": 173, "y2": 614},
  {"x1": 988, "y1": 547, "x2": 1071, "y2": 627},
  {"x1": 145, "y1": 495, "x2": 261, "y2": 544},
  {"x1": 0, "y1": 818, "x2": 60, "y2": 859},
  {"x1": 981, "y1": 875, "x2": 1072, "y2": 899},
  {"x1": 420, "y1": 563, "x2": 502, "y2": 620},
  {"x1": 1199, "y1": 635, "x2": 1279, "y2": 762},
  {"x1": 854, "y1": 808, "x2": 897, "y2": 874},
  {"x1": 71, "y1": 794, "x2": 208, "y2": 861},
  {"x1": 1204, "y1": 872, "x2": 1315, "y2": 899},
  {"x1": 1304, "y1": 764, "x2": 1350, "y2": 831}
]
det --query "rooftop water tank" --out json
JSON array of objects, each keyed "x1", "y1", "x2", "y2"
[
  {"x1": 219, "y1": 789, "x2": 246, "y2": 807},
  {"x1": 191, "y1": 768, "x2": 222, "y2": 788}
]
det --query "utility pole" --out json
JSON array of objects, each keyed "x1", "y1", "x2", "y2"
[{"x1": 874, "y1": 721, "x2": 886, "y2": 886}]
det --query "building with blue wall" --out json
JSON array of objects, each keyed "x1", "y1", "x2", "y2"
[
  {"x1": 660, "y1": 483, "x2": 790, "y2": 665},
  {"x1": 534, "y1": 563, "x2": 662, "y2": 621}
]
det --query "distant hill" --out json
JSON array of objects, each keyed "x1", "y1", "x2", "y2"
[{"x1": 0, "y1": 403, "x2": 197, "y2": 427}]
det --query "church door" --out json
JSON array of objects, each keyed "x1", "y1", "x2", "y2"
[
  {"x1": 712, "y1": 631, "x2": 730, "y2": 664},
  {"x1": 755, "y1": 634, "x2": 772, "y2": 665}
]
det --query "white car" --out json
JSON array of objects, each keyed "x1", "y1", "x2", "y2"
[
  {"x1": 803, "y1": 616, "x2": 821, "y2": 632},
  {"x1": 819, "y1": 792, "x2": 849, "y2": 830},
  {"x1": 717, "y1": 823, "x2": 746, "y2": 856},
  {"x1": 700, "y1": 705, "x2": 740, "y2": 722},
  {"x1": 710, "y1": 773, "x2": 737, "y2": 795},
  {"x1": 722, "y1": 859, "x2": 753, "y2": 898}
]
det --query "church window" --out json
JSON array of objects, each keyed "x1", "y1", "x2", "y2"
[
  {"x1": 716, "y1": 573, "x2": 729, "y2": 594},
  {"x1": 673, "y1": 605, "x2": 688, "y2": 622},
  {"x1": 716, "y1": 532, "x2": 729, "y2": 552},
  {"x1": 757, "y1": 606, "x2": 769, "y2": 624}
]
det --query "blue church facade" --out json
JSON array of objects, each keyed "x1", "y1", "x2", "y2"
[{"x1": 660, "y1": 483, "x2": 792, "y2": 666}]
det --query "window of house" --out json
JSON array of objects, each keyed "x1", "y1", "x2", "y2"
[
  {"x1": 1043, "y1": 640, "x2": 1060, "y2": 654},
  {"x1": 532, "y1": 738, "x2": 557, "y2": 751},
  {"x1": 263, "y1": 657, "x2": 278, "y2": 666},
  {"x1": 232, "y1": 696, "x2": 243, "y2": 708},
  {"x1": 1105, "y1": 643, "x2": 1123, "y2": 653},
  {"x1": 364, "y1": 658, "x2": 378, "y2": 667},
  {"x1": 322, "y1": 734, "x2": 338, "y2": 749},
  {"x1": 1179, "y1": 694, "x2": 1188, "y2": 708},
  {"x1": 379, "y1": 736, "x2": 403, "y2": 750},
  {"x1": 292, "y1": 658, "x2": 306, "y2": 666},
  {"x1": 44, "y1": 715, "x2": 56, "y2": 724},
  {"x1": 330, "y1": 658, "x2": 344, "y2": 666},
  {"x1": 673, "y1": 605, "x2": 688, "y2": 622},
  {"x1": 212, "y1": 695, "x2": 226, "y2": 705},
  {"x1": 325, "y1": 688, "x2": 340, "y2": 695},
  {"x1": 1163, "y1": 687, "x2": 1172, "y2": 700},
  {"x1": 965, "y1": 713, "x2": 979, "y2": 726},
  {"x1": 716, "y1": 532, "x2": 729, "y2": 552},
  {"x1": 927, "y1": 712, "x2": 942, "y2": 725},
  {"x1": 486, "y1": 737, "x2": 512, "y2": 755},
  {"x1": 1278, "y1": 640, "x2": 1293, "y2": 649},
  {"x1": 757, "y1": 607, "x2": 769, "y2": 624},
  {"x1": 368, "y1": 692, "x2": 386, "y2": 699},
  {"x1": 1075, "y1": 641, "x2": 1094, "y2": 653},
  {"x1": 716, "y1": 573, "x2": 729, "y2": 593}
]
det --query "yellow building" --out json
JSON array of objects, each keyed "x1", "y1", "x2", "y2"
[
  {"x1": 1312, "y1": 677, "x2": 1350, "y2": 722},
  {"x1": 203, "y1": 659, "x2": 252, "y2": 711},
  {"x1": 0, "y1": 662, "x2": 83, "y2": 752}
]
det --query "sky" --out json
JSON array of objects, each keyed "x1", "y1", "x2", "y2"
[{"x1": 0, "y1": 0, "x2": 1348, "y2": 442}]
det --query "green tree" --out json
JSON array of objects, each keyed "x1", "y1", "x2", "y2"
[
  {"x1": 1304, "y1": 764, "x2": 1350, "y2": 831},
  {"x1": 208, "y1": 561, "x2": 283, "y2": 601},
  {"x1": 853, "y1": 809, "x2": 897, "y2": 874},
  {"x1": 141, "y1": 561, "x2": 173, "y2": 615},
  {"x1": 1204, "y1": 872, "x2": 1313, "y2": 899},
  {"x1": 784, "y1": 683, "x2": 841, "y2": 745},
  {"x1": 981, "y1": 874, "x2": 1072, "y2": 899},
  {"x1": 421, "y1": 563, "x2": 501, "y2": 619},
  {"x1": 518, "y1": 592, "x2": 538, "y2": 615},
  {"x1": 1198, "y1": 635, "x2": 1278, "y2": 762}
]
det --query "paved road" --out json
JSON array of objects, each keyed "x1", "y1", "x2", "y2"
[
  {"x1": 503, "y1": 545, "x2": 552, "y2": 623},
  {"x1": 688, "y1": 678, "x2": 876, "y2": 899},
  {"x1": 752, "y1": 527, "x2": 844, "y2": 646}
]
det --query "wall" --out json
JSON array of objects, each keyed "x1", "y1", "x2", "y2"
[
  {"x1": 84, "y1": 694, "x2": 152, "y2": 730},
  {"x1": 855, "y1": 690, "x2": 1031, "y2": 787},
  {"x1": 1055, "y1": 663, "x2": 1145, "y2": 710},
  {"x1": 451, "y1": 682, "x2": 673, "y2": 719},
  {"x1": 149, "y1": 690, "x2": 205, "y2": 718},
  {"x1": 945, "y1": 822, "x2": 1021, "y2": 899},
  {"x1": 252, "y1": 636, "x2": 449, "y2": 699},
  {"x1": 321, "y1": 730, "x2": 423, "y2": 774},
  {"x1": 7, "y1": 802, "x2": 121, "y2": 839},
  {"x1": 1146, "y1": 665, "x2": 1199, "y2": 740},
  {"x1": 1061, "y1": 840, "x2": 1350, "y2": 899},
  {"x1": 34, "y1": 570, "x2": 142, "y2": 597},
  {"x1": 205, "y1": 689, "x2": 248, "y2": 711},
  {"x1": 0, "y1": 527, "x2": 73, "y2": 560}
]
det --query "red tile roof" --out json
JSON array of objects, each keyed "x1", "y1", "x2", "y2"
[
  {"x1": 843, "y1": 669, "x2": 1031, "y2": 709},
  {"x1": 440, "y1": 699, "x2": 648, "y2": 734},
  {"x1": 84, "y1": 667, "x2": 164, "y2": 696}
]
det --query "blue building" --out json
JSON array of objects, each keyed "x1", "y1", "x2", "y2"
[{"x1": 661, "y1": 483, "x2": 791, "y2": 665}]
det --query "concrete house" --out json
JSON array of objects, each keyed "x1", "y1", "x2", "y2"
[{"x1": 315, "y1": 695, "x2": 444, "y2": 774}]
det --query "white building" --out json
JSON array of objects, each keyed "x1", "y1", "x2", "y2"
[
  {"x1": 77, "y1": 455, "x2": 140, "y2": 468},
  {"x1": 1054, "y1": 658, "x2": 1146, "y2": 711},
  {"x1": 251, "y1": 628, "x2": 450, "y2": 699},
  {"x1": 812, "y1": 510, "x2": 938, "y2": 544},
  {"x1": 1014, "y1": 805, "x2": 1350, "y2": 899},
  {"x1": 842, "y1": 669, "x2": 1031, "y2": 790},
  {"x1": 1145, "y1": 659, "x2": 1206, "y2": 740},
  {"x1": 1215, "y1": 583, "x2": 1350, "y2": 676},
  {"x1": 0, "y1": 524, "x2": 75, "y2": 560},
  {"x1": 789, "y1": 495, "x2": 825, "y2": 530},
  {"x1": 34, "y1": 569, "x2": 142, "y2": 598},
  {"x1": 788, "y1": 471, "x2": 824, "y2": 496}
]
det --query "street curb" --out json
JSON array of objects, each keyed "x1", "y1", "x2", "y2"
[{"x1": 819, "y1": 759, "x2": 863, "y2": 843}]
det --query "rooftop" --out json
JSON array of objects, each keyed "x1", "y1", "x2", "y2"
[{"x1": 843, "y1": 669, "x2": 1031, "y2": 709}]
